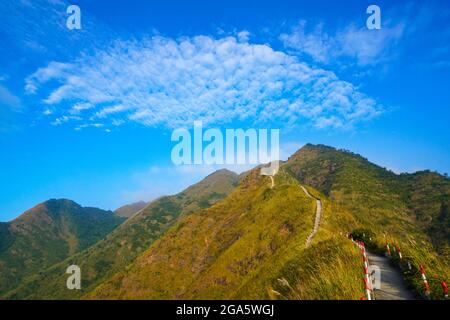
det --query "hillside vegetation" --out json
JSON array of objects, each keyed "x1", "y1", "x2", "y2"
[
  {"x1": 3, "y1": 144, "x2": 449, "y2": 300},
  {"x1": 0, "y1": 199, "x2": 124, "y2": 294},
  {"x1": 114, "y1": 201, "x2": 148, "y2": 218},
  {"x1": 4, "y1": 169, "x2": 238, "y2": 299},
  {"x1": 284, "y1": 144, "x2": 450, "y2": 298},
  {"x1": 88, "y1": 144, "x2": 449, "y2": 300},
  {"x1": 86, "y1": 169, "x2": 362, "y2": 299}
]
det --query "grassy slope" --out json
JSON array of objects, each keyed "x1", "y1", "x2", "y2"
[
  {"x1": 86, "y1": 168, "x2": 364, "y2": 300},
  {"x1": 6, "y1": 144, "x2": 448, "y2": 300},
  {"x1": 88, "y1": 144, "x2": 449, "y2": 300},
  {"x1": 284, "y1": 144, "x2": 450, "y2": 299},
  {"x1": 398, "y1": 171, "x2": 450, "y2": 258},
  {"x1": 267, "y1": 238, "x2": 362, "y2": 300},
  {"x1": 284, "y1": 144, "x2": 416, "y2": 237},
  {"x1": 0, "y1": 199, "x2": 124, "y2": 295},
  {"x1": 114, "y1": 201, "x2": 148, "y2": 218},
  {"x1": 5, "y1": 169, "x2": 238, "y2": 299}
]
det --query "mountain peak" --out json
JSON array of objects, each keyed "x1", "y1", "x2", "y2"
[
  {"x1": 1, "y1": 199, "x2": 124, "y2": 294},
  {"x1": 11, "y1": 199, "x2": 79, "y2": 223},
  {"x1": 182, "y1": 168, "x2": 239, "y2": 199},
  {"x1": 292, "y1": 143, "x2": 363, "y2": 159},
  {"x1": 42, "y1": 198, "x2": 80, "y2": 209},
  {"x1": 205, "y1": 168, "x2": 238, "y2": 178},
  {"x1": 115, "y1": 201, "x2": 148, "y2": 218}
]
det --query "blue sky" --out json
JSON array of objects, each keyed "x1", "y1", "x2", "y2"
[{"x1": 1, "y1": 0, "x2": 449, "y2": 221}]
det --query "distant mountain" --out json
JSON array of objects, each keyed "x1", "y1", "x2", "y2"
[
  {"x1": 0, "y1": 199, "x2": 125, "y2": 294},
  {"x1": 5, "y1": 169, "x2": 239, "y2": 299},
  {"x1": 115, "y1": 201, "x2": 148, "y2": 218},
  {"x1": 5, "y1": 145, "x2": 449, "y2": 300},
  {"x1": 87, "y1": 144, "x2": 449, "y2": 300}
]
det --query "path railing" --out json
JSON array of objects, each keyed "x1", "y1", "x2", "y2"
[{"x1": 349, "y1": 232, "x2": 448, "y2": 300}]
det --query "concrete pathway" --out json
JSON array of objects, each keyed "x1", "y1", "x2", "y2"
[
  {"x1": 300, "y1": 186, "x2": 322, "y2": 247},
  {"x1": 299, "y1": 185, "x2": 415, "y2": 299},
  {"x1": 366, "y1": 251, "x2": 416, "y2": 300}
]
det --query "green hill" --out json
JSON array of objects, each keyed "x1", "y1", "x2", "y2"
[
  {"x1": 4, "y1": 145, "x2": 449, "y2": 300},
  {"x1": 87, "y1": 144, "x2": 449, "y2": 300},
  {"x1": 86, "y1": 167, "x2": 362, "y2": 299},
  {"x1": 283, "y1": 144, "x2": 450, "y2": 298},
  {"x1": 284, "y1": 144, "x2": 450, "y2": 256},
  {"x1": 398, "y1": 171, "x2": 450, "y2": 257},
  {"x1": 114, "y1": 201, "x2": 148, "y2": 218},
  {"x1": 0, "y1": 199, "x2": 124, "y2": 295},
  {"x1": 4, "y1": 169, "x2": 238, "y2": 299}
]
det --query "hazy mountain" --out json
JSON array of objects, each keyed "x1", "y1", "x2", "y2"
[
  {"x1": 0, "y1": 199, "x2": 125, "y2": 294},
  {"x1": 5, "y1": 169, "x2": 239, "y2": 299},
  {"x1": 114, "y1": 201, "x2": 148, "y2": 218}
]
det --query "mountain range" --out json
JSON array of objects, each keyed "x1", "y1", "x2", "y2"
[
  {"x1": 1, "y1": 144, "x2": 448, "y2": 300},
  {"x1": 0, "y1": 200, "x2": 124, "y2": 294}
]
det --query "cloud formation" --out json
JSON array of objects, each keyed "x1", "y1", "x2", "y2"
[
  {"x1": 280, "y1": 20, "x2": 404, "y2": 66},
  {"x1": 0, "y1": 83, "x2": 22, "y2": 132},
  {"x1": 26, "y1": 34, "x2": 383, "y2": 130}
]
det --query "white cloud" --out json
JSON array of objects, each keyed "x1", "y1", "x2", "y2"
[
  {"x1": 0, "y1": 0, "x2": 115, "y2": 62},
  {"x1": 280, "y1": 20, "x2": 404, "y2": 66},
  {"x1": 237, "y1": 30, "x2": 250, "y2": 42},
  {"x1": 0, "y1": 84, "x2": 21, "y2": 110},
  {"x1": 69, "y1": 102, "x2": 94, "y2": 114},
  {"x1": 0, "y1": 84, "x2": 22, "y2": 132},
  {"x1": 94, "y1": 104, "x2": 129, "y2": 118},
  {"x1": 111, "y1": 119, "x2": 125, "y2": 126},
  {"x1": 25, "y1": 62, "x2": 73, "y2": 94},
  {"x1": 51, "y1": 115, "x2": 81, "y2": 126},
  {"x1": 26, "y1": 34, "x2": 383, "y2": 130},
  {"x1": 74, "y1": 122, "x2": 104, "y2": 130}
]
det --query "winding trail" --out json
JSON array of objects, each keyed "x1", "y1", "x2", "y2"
[
  {"x1": 300, "y1": 186, "x2": 322, "y2": 247},
  {"x1": 366, "y1": 251, "x2": 416, "y2": 300},
  {"x1": 269, "y1": 176, "x2": 275, "y2": 188},
  {"x1": 298, "y1": 185, "x2": 414, "y2": 299}
]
